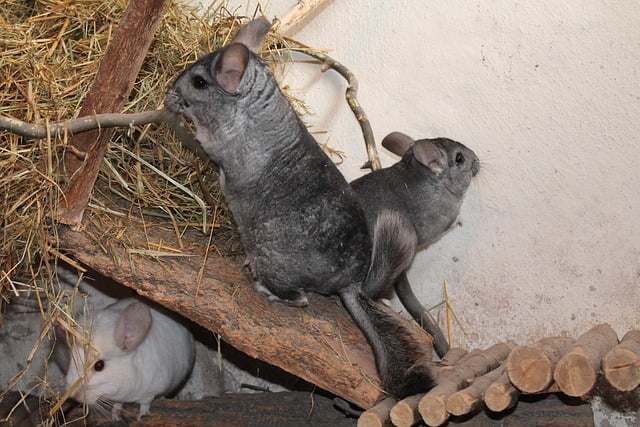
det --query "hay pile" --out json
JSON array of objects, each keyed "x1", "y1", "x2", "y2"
[
  {"x1": 0, "y1": 0, "x2": 302, "y2": 411},
  {"x1": 0, "y1": 0, "x2": 307, "y2": 296}
]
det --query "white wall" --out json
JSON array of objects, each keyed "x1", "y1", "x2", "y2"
[{"x1": 223, "y1": 0, "x2": 639, "y2": 349}]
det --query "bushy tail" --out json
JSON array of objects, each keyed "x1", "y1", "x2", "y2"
[
  {"x1": 338, "y1": 210, "x2": 433, "y2": 398},
  {"x1": 363, "y1": 210, "x2": 417, "y2": 299},
  {"x1": 339, "y1": 285, "x2": 434, "y2": 398}
]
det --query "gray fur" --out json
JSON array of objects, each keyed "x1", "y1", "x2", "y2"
[
  {"x1": 352, "y1": 133, "x2": 479, "y2": 255},
  {"x1": 350, "y1": 132, "x2": 479, "y2": 355},
  {"x1": 364, "y1": 210, "x2": 418, "y2": 298},
  {"x1": 165, "y1": 19, "x2": 434, "y2": 398}
]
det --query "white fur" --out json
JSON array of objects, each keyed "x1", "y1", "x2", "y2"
[{"x1": 65, "y1": 298, "x2": 195, "y2": 420}]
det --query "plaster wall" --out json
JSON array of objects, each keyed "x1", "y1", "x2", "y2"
[{"x1": 219, "y1": 0, "x2": 639, "y2": 348}]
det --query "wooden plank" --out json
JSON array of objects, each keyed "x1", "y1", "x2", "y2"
[
  {"x1": 59, "y1": 224, "x2": 387, "y2": 408},
  {"x1": 59, "y1": 0, "x2": 170, "y2": 228},
  {"x1": 57, "y1": 392, "x2": 594, "y2": 427}
]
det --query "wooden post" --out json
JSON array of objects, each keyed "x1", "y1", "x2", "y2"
[{"x1": 58, "y1": 0, "x2": 170, "y2": 229}]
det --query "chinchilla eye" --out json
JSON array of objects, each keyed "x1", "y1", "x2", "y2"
[
  {"x1": 94, "y1": 359, "x2": 105, "y2": 372},
  {"x1": 455, "y1": 152, "x2": 465, "y2": 164},
  {"x1": 191, "y1": 75, "x2": 208, "y2": 90}
]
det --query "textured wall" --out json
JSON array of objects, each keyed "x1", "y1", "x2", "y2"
[{"x1": 221, "y1": 0, "x2": 639, "y2": 349}]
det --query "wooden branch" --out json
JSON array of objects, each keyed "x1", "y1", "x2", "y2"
[
  {"x1": 0, "y1": 1, "x2": 333, "y2": 140},
  {"x1": 58, "y1": 0, "x2": 170, "y2": 229},
  {"x1": 288, "y1": 44, "x2": 381, "y2": 172},
  {"x1": 276, "y1": 0, "x2": 332, "y2": 35},
  {"x1": 0, "y1": 109, "x2": 171, "y2": 140},
  {"x1": 445, "y1": 363, "x2": 506, "y2": 416},
  {"x1": 484, "y1": 368, "x2": 520, "y2": 412},
  {"x1": 418, "y1": 343, "x2": 511, "y2": 426},
  {"x1": 603, "y1": 329, "x2": 640, "y2": 391},
  {"x1": 357, "y1": 397, "x2": 396, "y2": 427},
  {"x1": 507, "y1": 337, "x2": 575, "y2": 393},
  {"x1": 58, "y1": 223, "x2": 389, "y2": 409},
  {"x1": 554, "y1": 324, "x2": 619, "y2": 397}
]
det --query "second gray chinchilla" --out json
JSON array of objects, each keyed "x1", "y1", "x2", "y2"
[
  {"x1": 351, "y1": 132, "x2": 479, "y2": 356},
  {"x1": 164, "y1": 19, "x2": 435, "y2": 398}
]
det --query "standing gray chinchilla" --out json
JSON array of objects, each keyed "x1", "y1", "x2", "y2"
[
  {"x1": 350, "y1": 131, "x2": 480, "y2": 356},
  {"x1": 164, "y1": 18, "x2": 435, "y2": 398}
]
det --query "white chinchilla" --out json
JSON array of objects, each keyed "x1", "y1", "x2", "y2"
[{"x1": 64, "y1": 297, "x2": 195, "y2": 420}]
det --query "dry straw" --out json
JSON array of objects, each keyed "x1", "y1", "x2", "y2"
[{"x1": 0, "y1": 0, "x2": 303, "y2": 419}]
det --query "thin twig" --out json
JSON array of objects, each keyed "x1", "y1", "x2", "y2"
[
  {"x1": 0, "y1": 109, "x2": 172, "y2": 139},
  {"x1": 285, "y1": 41, "x2": 381, "y2": 172}
]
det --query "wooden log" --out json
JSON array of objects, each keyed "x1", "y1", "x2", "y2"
[
  {"x1": 445, "y1": 364, "x2": 506, "y2": 416},
  {"x1": 507, "y1": 337, "x2": 575, "y2": 393},
  {"x1": 438, "y1": 348, "x2": 468, "y2": 367},
  {"x1": 553, "y1": 324, "x2": 619, "y2": 397},
  {"x1": 602, "y1": 330, "x2": 640, "y2": 391},
  {"x1": 418, "y1": 343, "x2": 511, "y2": 426},
  {"x1": 483, "y1": 368, "x2": 520, "y2": 413},
  {"x1": 386, "y1": 348, "x2": 469, "y2": 427},
  {"x1": 58, "y1": 223, "x2": 434, "y2": 409},
  {"x1": 358, "y1": 398, "x2": 397, "y2": 427},
  {"x1": 389, "y1": 394, "x2": 423, "y2": 427},
  {"x1": 59, "y1": 0, "x2": 170, "y2": 229}
]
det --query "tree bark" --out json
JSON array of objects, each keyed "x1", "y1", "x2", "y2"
[
  {"x1": 58, "y1": 0, "x2": 170, "y2": 229},
  {"x1": 58, "y1": 223, "x2": 434, "y2": 409}
]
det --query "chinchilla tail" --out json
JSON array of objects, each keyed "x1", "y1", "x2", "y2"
[
  {"x1": 362, "y1": 210, "x2": 417, "y2": 299},
  {"x1": 338, "y1": 284, "x2": 435, "y2": 398}
]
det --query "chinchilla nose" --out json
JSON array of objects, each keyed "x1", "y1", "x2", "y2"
[
  {"x1": 471, "y1": 158, "x2": 481, "y2": 176},
  {"x1": 164, "y1": 87, "x2": 189, "y2": 112}
]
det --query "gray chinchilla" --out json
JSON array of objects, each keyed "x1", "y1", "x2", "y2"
[
  {"x1": 164, "y1": 19, "x2": 434, "y2": 398},
  {"x1": 351, "y1": 131, "x2": 479, "y2": 356}
]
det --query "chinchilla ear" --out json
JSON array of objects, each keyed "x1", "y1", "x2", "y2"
[
  {"x1": 382, "y1": 132, "x2": 415, "y2": 156},
  {"x1": 230, "y1": 18, "x2": 271, "y2": 53},
  {"x1": 413, "y1": 139, "x2": 447, "y2": 174},
  {"x1": 215, "y1": 44, "x2": 250, "y2": 92},
  {"x1": 113, "y1": 301, "x2": 152, "y2": 353}
]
